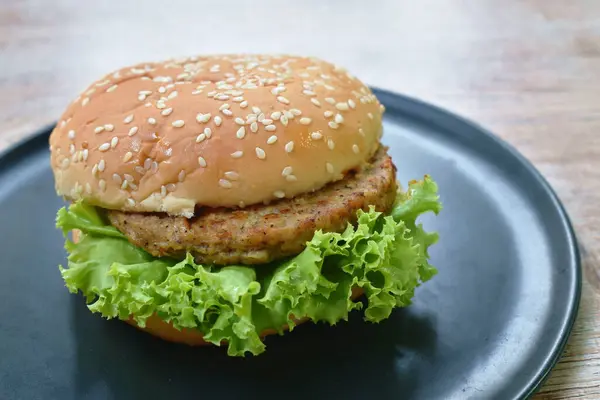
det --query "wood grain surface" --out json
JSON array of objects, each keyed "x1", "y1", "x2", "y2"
[{"x1": 1, "y1": 0, "x2": 599, "y2": 398}]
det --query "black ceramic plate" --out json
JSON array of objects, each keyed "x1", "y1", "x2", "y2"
[{"x1": 0, "y1": 90, "x2": 580, "y2": 400}]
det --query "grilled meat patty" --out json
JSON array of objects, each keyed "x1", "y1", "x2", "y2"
[{"x1": 107, "y1": 147, "x2": 398, "y2": 265}]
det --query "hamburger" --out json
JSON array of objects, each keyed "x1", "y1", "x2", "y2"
[{"x1": 49, "y1": 54, "x2": 442, "y2": 356}]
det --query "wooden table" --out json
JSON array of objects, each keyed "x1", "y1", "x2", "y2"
[{"x1": 2, "y1": 0, "x2": 599, "y2": 397}]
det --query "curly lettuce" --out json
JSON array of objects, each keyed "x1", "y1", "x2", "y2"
[{"x1": 56, "y1": 176, "x2": 442, "y2": 356}]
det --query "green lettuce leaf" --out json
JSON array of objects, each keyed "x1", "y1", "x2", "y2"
[{"x1": 56, "y1": 176, "x2": 442, "y2": 356}]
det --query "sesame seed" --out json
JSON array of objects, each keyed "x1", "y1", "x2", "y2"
[
  {"x1": 68, "y1": 130, "x2": 76, "y2": 140},
  {"x1": 207, "y1": 90, "x2": 217, "y2": 97},
  {"x1": 336, "y1": 102, "x2": 349, "y2": 111},
  {"x1": 324, "y1": 111, "x2": 334, "y2": 118},
  {"x1": 277, "y1": 96, "x2": 290, "y2": 104},
  {"x1": 303, "y1": 90, "x2": 316, "y2": 96},
  {"x1": 192, "y1": 90, "x2": 202, "y2": 95},
  {"x1": 94, "y1": 126, "x2": 105, "y2": 134},
  {"x1": 299, "y1": 117, "x2": 312, "y2": 125},
  {"x1": 236, "y1": 127, "x2": 246, "y2": 139},
  {"x1": 252, "y1": 106, "x2": 261, "y2": 114},
  {"x1": 196, "y1": 113, "x2": 211, "y2": 123},
  {"x1": 123, "y1": 152, "x2": 133, "y2": 163},
  {"x1": 172, "y1": 120, "x2": 185, "y2": 128},
  {"x1": 138, "y1": 94, "x2": 146, "y2": 101},
  {"x1": 271, "y1": 111, "x2": 281, "y2": 120},
  {"x1": 104, "y1": 124, "x2": 114, "y2": 132},
  {"x1": 348, "y1": 99, "x2": 356, "y2": 109},
  {"x1": 178, "y1": 170, "x2": 186, "y2": 182},
  {"x1": 98, "y1": 159, "x2": 106, "y2": 172},
  {"x1": 250, "y1": 122, "x2": 258, "y2": 133},
  {"x1": 282, "y1": 166, "x2": 293, "y2": 176},
  {"x1": 196, "y1": 133, "x2": 206, "y2": 143},
  {"x1": 168, "y1": 91, "x2": 178, "y2": 100},
  {"x1": 92, "y1": 163, "x2": 98, "y2": 176},
  {"x1": 271, "y1": 86, "x2": 286, "y2": 95},
  {"x1": 144, "y1": 158, "x2": 152, "y2": 170},
  {"x1": 334, "y1": 114, "x2": 344, "y2": 124},
  {"x1": 285, "y1": 141, "x2": 294, "y2": 153},
  {"x1": 82, "y1": 149, "x2": 89, "y2": 161},
  {"x1": 255, "y1": 147, "x2": 266, "y2": 159},
  {"x1": 291, "y1": 109, "x2": 302, "y2": 116},
  {"x1": 311, "y1": 131, "x2": 323, "y2": 140},
  {"x1": 258, "y1": 113, "x2": 266, "y2": 122},
  {"x1": 162, "y1": 108, "x2": 173, "y2": 116},
  {"x1": 216, "y1": 94, "x2": 230, "y2": 101},
  {"x1": 285, "y1": 110, "x2": 295, "y2": 119},
  {"x1": 368, "y1": 112, "x2": 374, "y2": 119},
  {"x1": 273, "y1": 190, "x2": 285, "y2": 199},
  {"x1": 214, "y1": 116, "x2": 223, "y2": 126},
  {"x1": 204, "y1": 127, "x2": 212, "y2": 138},
  {"x1": 232, "y1": 96, "x2": 244, "y2": 102},
  {"x1": 231, "y1": 151, "x2": 244, "y2": 158},
  {"x1": 222, "y1": 109, "x2": 233, "y2": 116},
  {"x1": 69, "y1": 144, "x2": 75, "y2": 155},
  {"x1": 148, "y1": 117, "x2": 157, "y2": 125},
  {"x1": 99, "y1": 179, "x2": 106, "y2": 192},
  {"x1": 280, "y1": 115, "x2": 288, "y2": 126},
  {"x1": 358, "y1": 128, "x2": 365, "y2": 136},
  {"x1": 110, "y1": 137, "x2": 119, "y2": 149},
  {"x1": 286, "y1": 175, "x2": 297, "y2": 182},
  {"x1": 151, "y1": 161, "x2": 158, "y2": 173},
  {"x1": 158, "y1": 86, "x2": 166, "y2": 94},
  {"x1": 61, "y1": 158, "x2": 70, "y2": 169},
  {"x1": 327, "y1": 139, "x2": 335, "y2": 150},
  {"x1": 124, "y1": 114, "x2": 134, "y2": 124},
  {"x1": 219, "y1": 179, "x2": 233, "y2": 189},
  {"x1": 235, "y1": 117, "x2": 245, "y2": 125},
  {"x1": 134, "y1": 166, "x2": 145, "y2": 174},
  {"x1": 267, "y1": 135, "x2": 278, "y2": 144},
  {"x1": 325, "y1": 97, "x2": 335, "y2": 105},
  {"x1": 160, "y1": 185, "x2": 167, "y2": 197},
  {"x1": 328, "y1": 121, "x2": 339, "y2": 130},
  {"x1": 352, "y1": 144, "x2": 360, "y2": 154},
  {"x1": 82, "y1": 97, "x2": 90, "y2": 106},
  {"x1": 310, "y1": 98, "x2": 321, "y2": 107},
  {"x1": 225, "y1": 171, "x2": 239, "y2": 180},
  {"x1": 139, "y1": 90, "x2": 152, "y2": 96},
  {"x1": 265, "y1": 124, "x2": 276, "y2": 131},
  {"x1": 326, "y1": 163, "x2": 334, "y2": 173},
  {"x1": 128, "y1": 126, "x2": 138, "y2": 136},
  {"x1": 99, "y1": 143, "x2": 110, "y2": 152},
  {"x1": 198, "y1": 156, "x2": 207, "y2": 167},
  {"x1": 240, "y1": 101, "x2": 248, "y2": 108},
  {"x1": 145, "y1": 102, "x2": 152, "y2": 107},
  {"x1": 112, "y1": 174, "x2": 122, "y2": 184},
  {"x1": 127, "y1": 198, "x2": 135, "y2": 207}
]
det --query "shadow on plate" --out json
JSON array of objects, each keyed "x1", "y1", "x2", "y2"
[{"x1": 70, "y1": 295, "x2": 437, "y2": 399}]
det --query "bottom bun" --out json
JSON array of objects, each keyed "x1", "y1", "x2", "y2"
[
  {"x1": 125, "y1": 286, "x2": 365, "y2": 346},
  {"x1": 72, "y1": 229, "x2": 364, "y2": 347}
]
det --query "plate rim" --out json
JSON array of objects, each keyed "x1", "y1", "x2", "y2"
[
  {"x1": 0, "y1": 88, "x2": 582, "y2": 399},
  {"x1": 372, "y1": 87, "x2": 582, "y2": 399}
]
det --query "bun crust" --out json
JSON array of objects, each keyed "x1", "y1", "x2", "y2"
[
  {"x1": 125, "y1": 287, "x2": 365, "y2": 346},
  {"x1": 49, "y1": 54, "x2": 385, "y2": 216}
]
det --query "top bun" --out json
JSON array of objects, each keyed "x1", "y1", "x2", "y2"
[{"x1": 49, "y1": 54, "x2": 385, "y2": 217}]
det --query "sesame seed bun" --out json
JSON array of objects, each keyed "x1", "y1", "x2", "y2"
[{"x1": 49, "y1": 54, "x2": 385, "y2": 216}]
